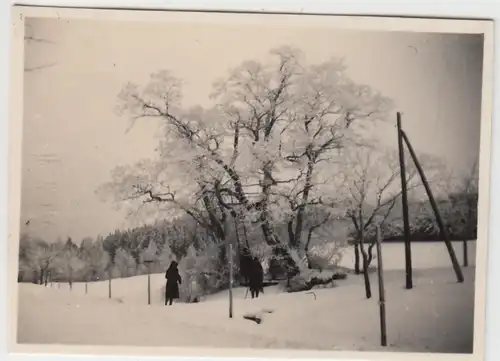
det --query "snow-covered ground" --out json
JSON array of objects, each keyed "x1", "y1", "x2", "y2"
[{"x1": 17, "y1": 267, "x2": 476, "y2": 354}]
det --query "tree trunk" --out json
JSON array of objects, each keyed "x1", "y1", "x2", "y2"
[
  {"x1": 218, "y1": 242, "x2": 228, "y2": 280},
  {"x1": 258, "y1": 164, "x2": 283, "y2": 248},
  {"x1": 292, "y1": 157, "x2": 314, "y2": 249},
  {"x1": 241, "y1": 215, "x2": 251, "y2": 249},
  {"x1": 304, "y1": 226, "x2": 317, "y2": 270},
  {"x1": 306, "y1": 253, "x2": 313, "y2": 269},
  {"x1": 258, "y1": 170, "x2": 299, "y2": 277},
  {"x1": 231, "y1": 210, "x2": 241, "y2": 246},
  {"x1": 358, "y1": 210, "x2": 371, "y2": 299},
  {"x1": 258, "y1": 204, "x2": 278, "y2": 247},
  {"x1": 287, "y1": 220, "x2": 295, "y2": 248},
  {"x1": 202, "y1": 192, "x2": 226, "y2": 241},
  {"x1": 260, "y1": 220, "x2": 277, "y2": 246},
  {"x1": 354, "y1": 243, "x2": 361, "y2": 275},
  {"x1": 362, "y1": 258, "x2": 372, "y2": 299},
  {"x1": 202, "y1": 190, "x2": 230, "y2": 286}
]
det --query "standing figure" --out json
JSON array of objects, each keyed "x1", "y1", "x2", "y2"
[
  {"x1": 248, "y1": 257, "x2": 264, "y2": 299},
  {"x1": 165, "y1": 260, "x2": 182, "y2": 306},
  {"x1": 239, "y1": 247, "x2": 253, "y2": 285}
]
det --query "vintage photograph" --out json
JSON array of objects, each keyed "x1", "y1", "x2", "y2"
[{"x1": 9, "y1": 5, "x2": 494, "y2": 359}]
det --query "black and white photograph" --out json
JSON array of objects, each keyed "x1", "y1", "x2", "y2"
[{"x1": 8, "y1": 5, "x2": 494, "y2": 359}]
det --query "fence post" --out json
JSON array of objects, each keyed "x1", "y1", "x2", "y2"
[
  {"x1": 397, "y1": 112, "x2": 413, "y2": 290},
  {"x1": 376, "y1": 225, "x2": 387, "y2": 347},
  {"x1": 229, "y1": 243, "x2": 234, "y2": 319}
]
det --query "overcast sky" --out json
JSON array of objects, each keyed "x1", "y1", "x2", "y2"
[{"x1": 21, "y1": 15, "x2": 484, "y2": 242}]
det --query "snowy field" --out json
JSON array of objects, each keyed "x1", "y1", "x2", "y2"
[{"x1": 17, "y1": 266, "x2": 476, "y2": 354}]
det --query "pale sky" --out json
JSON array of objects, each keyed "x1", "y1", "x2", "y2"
[{"x1": 21, "y1": 16, "x2": 484, "y2": 242}]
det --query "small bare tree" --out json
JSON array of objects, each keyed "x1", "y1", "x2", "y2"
[
  {"x1": 33, "y1": 239, "x2": 61, "y2": 285},
  {"x1": 458, "y1": 160, "x2": 479, "y2": 267},
  {"x1": 304, "y1": 214, "x2": 350, "y2": 271},
  {"x1": 342, "y1": 147, "x2": 419, "y2": 299},
  {"x1": 422, "y1": 159, "x2": 479, "y2": 267},
  {"x1": 18, "y1": 234, "x2": 58, "y2": 284},
  {"x1": 57, "y1": 238, "x2": 85, "y2": 290}
]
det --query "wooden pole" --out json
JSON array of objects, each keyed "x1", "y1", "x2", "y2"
[
  {"x1": 397, "y1": 112, "x2": 413, "y2": 289},
  {"x1": 108, "y1": 270, "x2": 112, "y2": 299},
  {"x1": 69, "y1": 269, "x2": 73, "y2": 291},
  {"x1": 85, "y1": 282, "x2": 88, "y2": 295},
  {"x1": 463, "y1": 206, "x2": 472, "y2": 267},
  {"x1": 401, "y1": 130, "x2": 464, "y2": 283},
  {"x1": 376, "y1": 225, "x2": 387, "y2": 347},
  {"x1": 147, "y1": 266, "x2": 151, "y2": 306},
  {"x1": 229, "y1": 243, "x2": 234, "y2": 319},
  {"x1": 463, "y1": 240, "x2": 469, "y2": 267}
]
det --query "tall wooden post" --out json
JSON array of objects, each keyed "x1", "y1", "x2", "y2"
[
  {"x1": 229, "y1": 243, "x2": 234, "y2": 319},
  {"x1": 143, "y1": 242, "x2": 157, "y2": 305},
  {"x1": 401, "y1": 130, "x2": 464, "y2": 283},
  {"x1": 147, "y1": 264, "x2": 152, "y2": 306},
  {"x1": 85, "y1": 282, "x2": 88, "y2": 295},
  {"x1": 376, "y1": 225, "x2": 387, "y2": 347},
  {"x1": 69, "y1": 269, "x2": 73, "y2": 291},
  {"x1": 397, "y1": 112, "x2": 413, "y2": 289},
  {"x1": 463, "y1": 240, "x2": 469, "y2": 267},
  {"x1": 462, "y1": 207, "x2": 471, "y2": 267},
  {"x1": 108, "y1": 269, "x2": 112, "y2": 299}
]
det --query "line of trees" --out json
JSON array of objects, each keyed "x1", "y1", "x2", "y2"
[{"x1": 18, "y1": 221, "x2": 189, "y2": 286}]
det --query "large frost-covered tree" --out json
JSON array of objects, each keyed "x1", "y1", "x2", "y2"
[{"x1": 98, "y1": 46, "x2": 393, "y2": 278}]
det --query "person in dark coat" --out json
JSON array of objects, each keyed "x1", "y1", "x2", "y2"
[
  {"x1": 165, "y1": 260, "x2": 182, "y2": 306},
  {"x1": 248, "y1": 257, "x2": 264, "y2": 299},
  {"x1": 239, "y1": 247, "x2": 253, "y2": 285}
]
